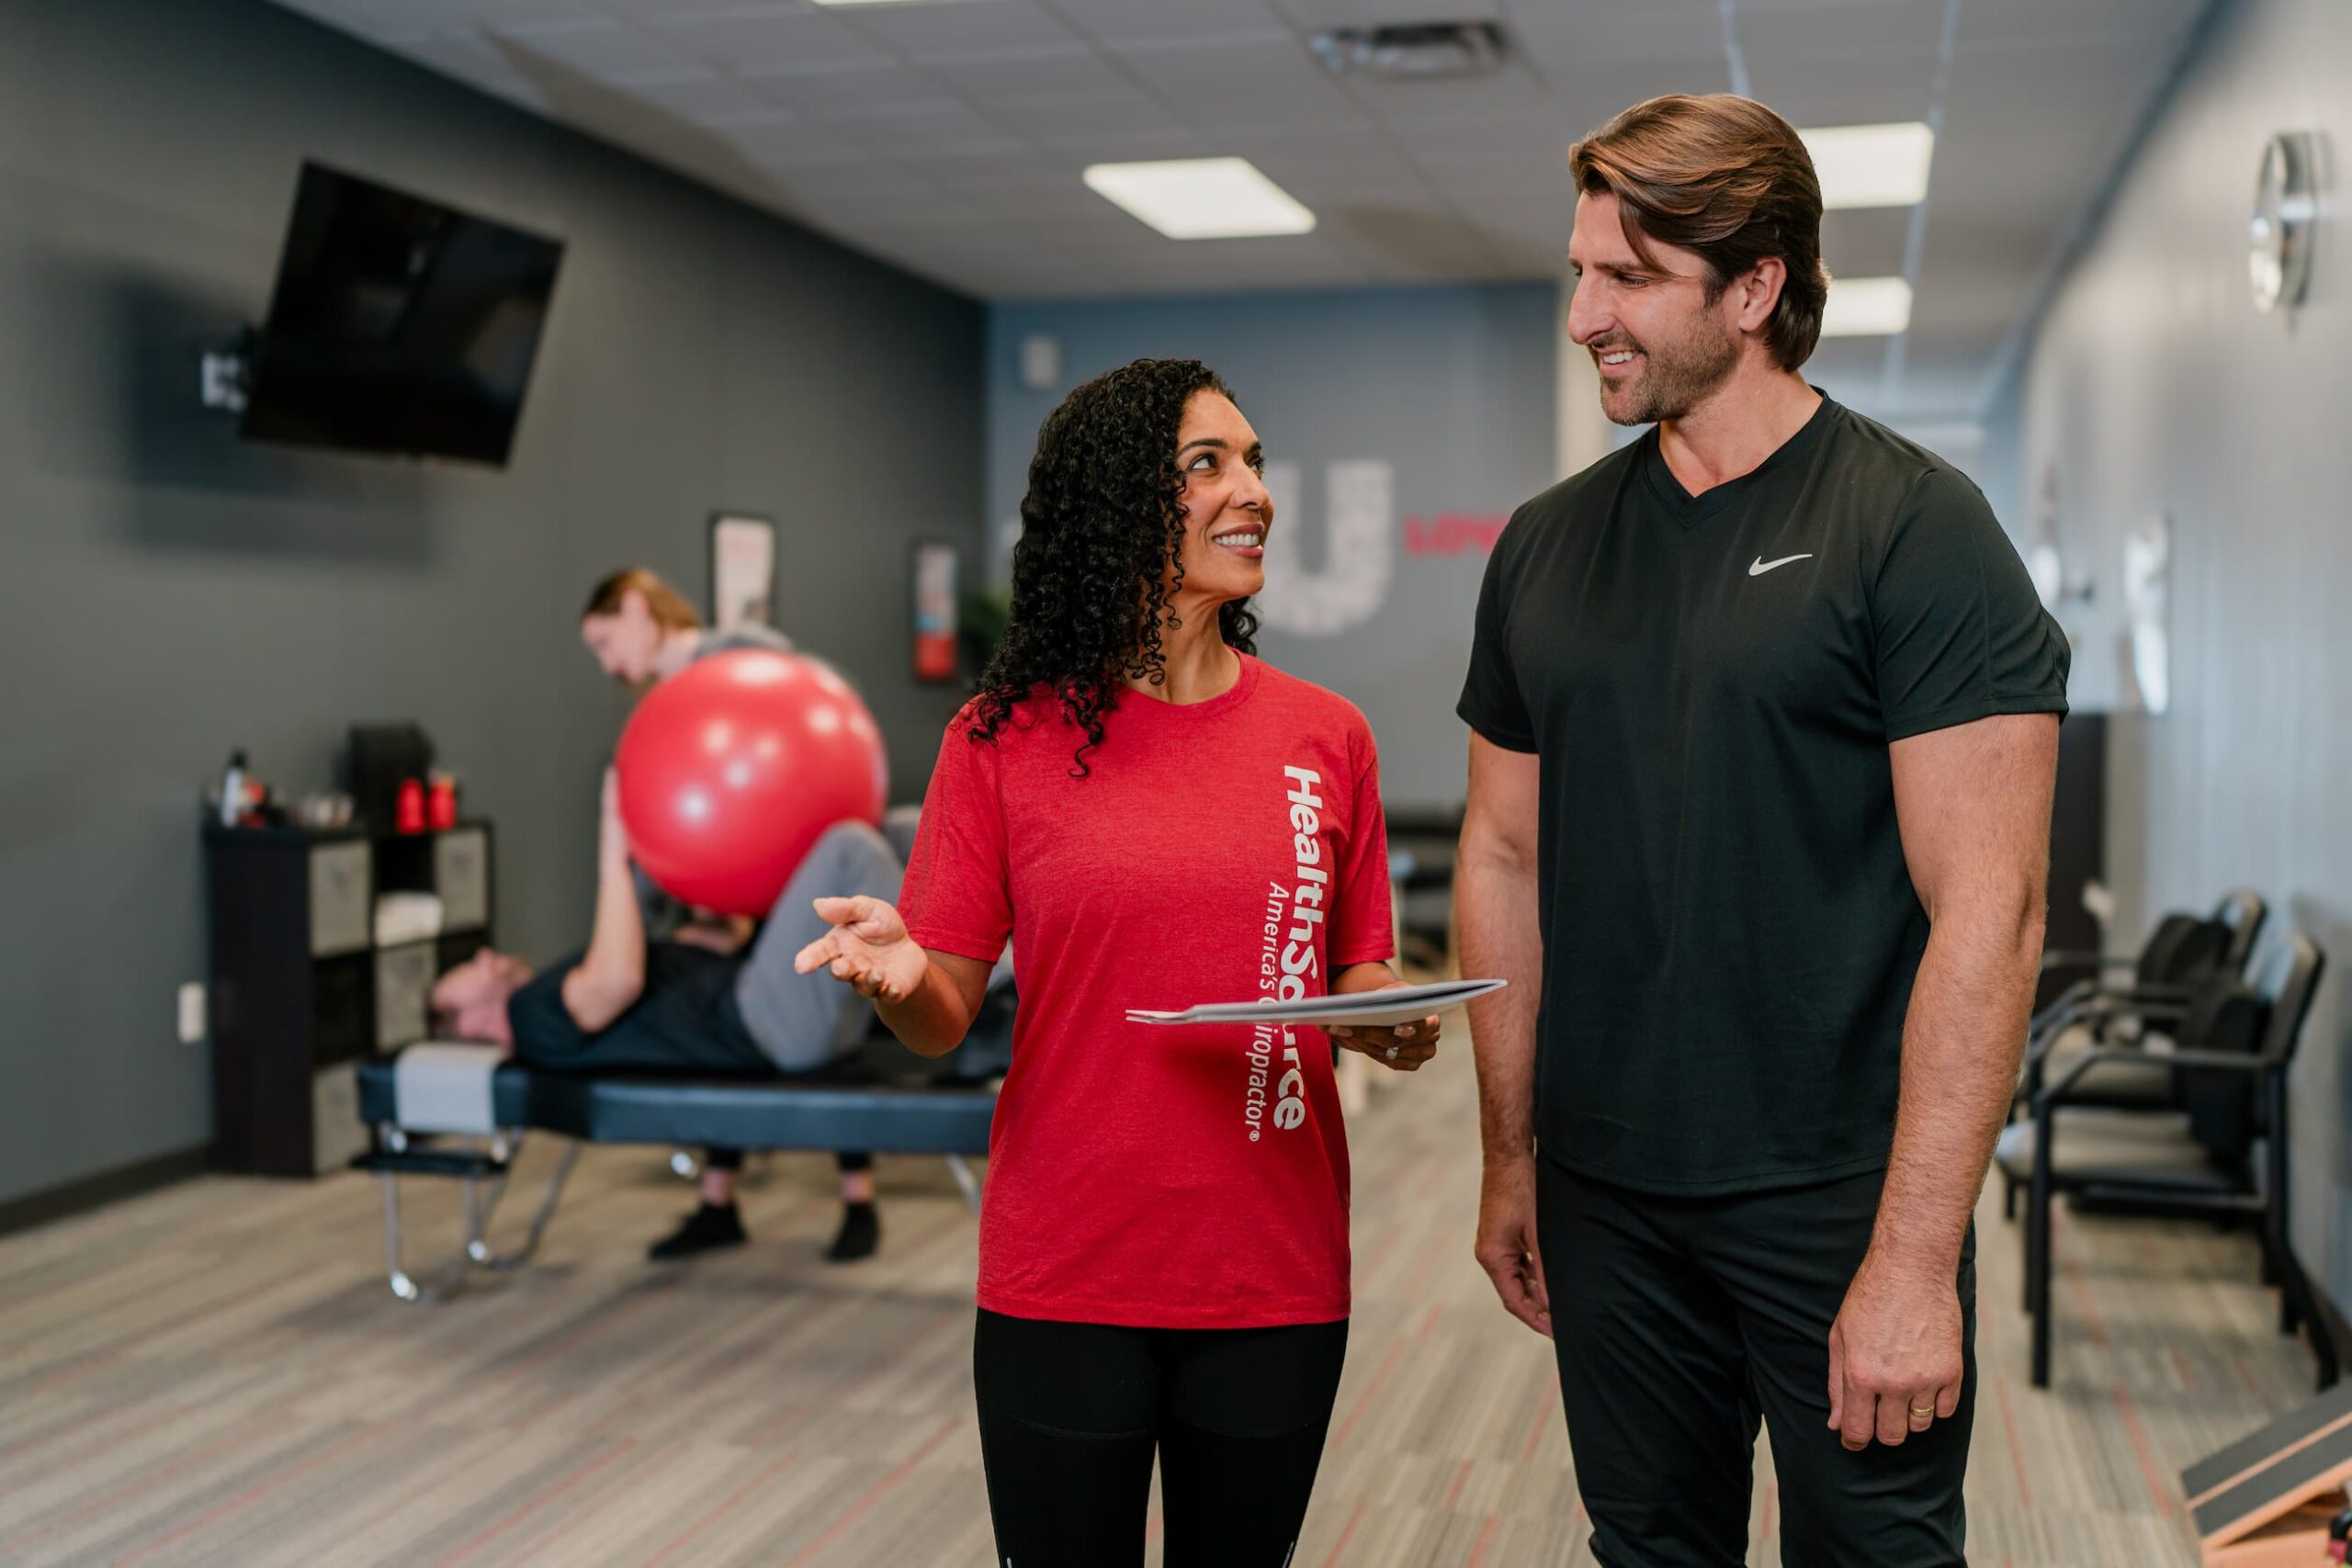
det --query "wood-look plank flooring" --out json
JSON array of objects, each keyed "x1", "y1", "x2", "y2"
[{"x1": 0, "y1": 1042, "x2": 2316, "y2": 1566}]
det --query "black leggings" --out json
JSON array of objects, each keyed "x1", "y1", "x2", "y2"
[
  {"x1": 972, "y1": 1308, "x2": 1348, "y2": 1568},
  {"x1": 703, "y1": 1148, "x2": 869, "y2": 1176}
]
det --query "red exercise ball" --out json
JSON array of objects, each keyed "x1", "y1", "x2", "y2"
[{"x1": 615, "y1": 649, "x2": 888, "y2": 918}]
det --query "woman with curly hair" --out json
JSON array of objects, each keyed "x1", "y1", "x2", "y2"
[{"x1": 794, "y1": 357, "x2": 1436, "y2": 1564}]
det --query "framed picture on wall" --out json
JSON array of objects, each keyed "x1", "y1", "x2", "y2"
[
  {"x1": 709, "y1": 513, "x2": 776, "y2": 631},
  {"x1": 911, "y1": 540, "x2": 959, "y2": 683}
]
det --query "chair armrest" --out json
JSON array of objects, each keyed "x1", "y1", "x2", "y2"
[
  {"x1": 2111, "y1": 984, "x2": 2197, "y2": 1006},
  {"x1": 2136, "y1": 1046, "x2": 2286, "y2": 1073},
  {"x1": 2029, "y1": 978, "x2": 2098, "y2": 1035},
  {"x1": 2036, "y1": 1044, "x2": 2283, "y2": 1108},
  {"x1": 2040, "y1": 951, "x2": 2142, "y2": 974},
  {"x1": 2026, "y1": 992, "x2": 2189, "y2": 1056},
  {"x1": 2077, "y1": 989, "x2": 2192, "y2": 1015}
]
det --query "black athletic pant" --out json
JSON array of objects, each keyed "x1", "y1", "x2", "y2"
[
  {"x1": 703, "y1": 1147, "x2": 869, "y2": 1176},
  {"x1": 1538, "y1": 1159, "x2": 1975, "y2": 1567},
  {"x1": 972, "y1": 1308, "x2": 1348, "y2": 1568}
]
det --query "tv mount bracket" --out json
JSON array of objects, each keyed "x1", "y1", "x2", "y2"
[{"x1": 199, "y1": 329, "x2": 256, "y2": 414}]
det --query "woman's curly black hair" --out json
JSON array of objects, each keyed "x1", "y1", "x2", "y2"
[{"x1": 968, "y1": 357, "x2": 1259, "y2": 775}]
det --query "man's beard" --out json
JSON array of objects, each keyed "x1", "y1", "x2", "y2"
[{"x1": 1597, "y1": 315, "x2": 1740, "y2": 426}]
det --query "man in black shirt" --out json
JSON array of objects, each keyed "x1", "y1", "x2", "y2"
[{"x1": 1457, "y1": 95, "x2": 2067, "y2": 1565}]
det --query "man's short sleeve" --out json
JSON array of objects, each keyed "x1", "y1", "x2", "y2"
[
  {"x1": 1872, "y1": 468, "x2": 2072, "y2": 741},
  {"x1": 899, "y1": 718, "x2": 1013, "y2": 965},
  {"x1": 1457, "y1": 513, "x2": 1539, "y2": 753}
]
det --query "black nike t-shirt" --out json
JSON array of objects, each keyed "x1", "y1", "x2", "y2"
[{"x1": 1457, "y1": 394, "x2": 2070, "y2": 1194}]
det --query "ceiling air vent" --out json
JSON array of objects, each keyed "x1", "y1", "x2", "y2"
[{"x1": 1309, "y1": 21, "x2": 1511, "y2": 81}]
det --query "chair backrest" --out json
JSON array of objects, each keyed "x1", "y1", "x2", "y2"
[
  {"x1": 2138, "y1": 912, "x2": 2233, "y2": 987},
  {"x1": 2177, "y1": 975, "x2": 2273, "y2": 1159},
  {"x1": 2213, "y1": 888, "x2": 2271, "y2": 975},
  {"x1": 2259, "y1": 931, "x2": 2327, "y2": 1067},
  {"x1": 2182, "y1": 931, "x2": 2330, "y2": 1162}
]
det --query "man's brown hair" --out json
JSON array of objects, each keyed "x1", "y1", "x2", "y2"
[
  {"x1": 582, "y1": 567, "x2": 702, "y2": 631},
  {"x1": 1569, "y1": 94, "x2": 1831, "y2": 371}
]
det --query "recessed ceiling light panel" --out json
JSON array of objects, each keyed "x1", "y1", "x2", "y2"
[
  {"x1": 1801, "y1": 122, "x2": 1936, "y2": 209},
  {"x1": 1082, "y1": 158, "x2": 1317, "y2": 241},
  {"x1": 1819, "y1": 276, "x2": 1913, "y2": 337}
]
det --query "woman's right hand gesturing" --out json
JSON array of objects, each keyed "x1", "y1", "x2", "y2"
[{"x1": 793, "y1": 897, "x2": 929, "y2": 1004}]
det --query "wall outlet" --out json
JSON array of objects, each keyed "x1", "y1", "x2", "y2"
[{"x1": 177, "y1": 982, "x2": 207, "y2": 1045}]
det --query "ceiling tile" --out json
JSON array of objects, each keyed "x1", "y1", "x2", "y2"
[
  {"x1": 1107, "y1": 31, "x2": 1363, "y2": 128},
  {"x1": 1346, "y1": 68, "x2": 1559, "y2": 132},
  {"x1": 605, "y1": 67, "x2": 773, "y2": 120},
  {"x1": 744, "y1": 61, "x2": 962, "y2": 117},
  {"x1": 1546, "y1": 60, "x2": 1738, "y2": 132},
  {"x1": 648, "y1": 7, "x2": 892, "y2": 73},
  {"x1": 836, "y1": 0, "x2": 1086, "y2": 60},
  {"x1": 1959, "y1": 0, "x2": 2208, "y2": 51},
  {"x1": 820, "y1": 101, "x2": 1027, "y2": 157},
  {"x1": 922, "y1": 46, "x2": 1127, "y2": 101},
  {"x1": 1057, "y1": 0, "x2": 1290, "y2": 49},
  {"x1": 491, "y1": 16, "x2": 707, "y2": 76},
  {"x1": 982, "y1": 85, "x2": 1192, "y2": 143},
  {"x1": 914, "y1": 147, "x2": 1087, "y2": 188},
  {"x1": 1507, "y1": 3, "x2": 1729, "y2": 69},
  {"x1": 1736, "y1": 0, "x2": 1949, "y2": 63},
  {"x1": 1740, "y1": 65, "x2": 1935, "y2": 130},
  {"x1": 725, "y1": 115, "x2": 888, "y2": 168}
]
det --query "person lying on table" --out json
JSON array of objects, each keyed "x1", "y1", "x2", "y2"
[{"x1": 428, "y1": 768, "x2": 902, "y2": 1263}]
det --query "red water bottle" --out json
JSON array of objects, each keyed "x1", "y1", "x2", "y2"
[
  {"x1": 427, "y1": 773, "x2": 458, "y2": 830},
  {"x1": 395, "y1": 777, "x2": 426, "y2": 833}
]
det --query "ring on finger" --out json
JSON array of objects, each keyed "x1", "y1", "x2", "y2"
[{"x1": 1386, "y1": 1044, "x2": 1399, "y2": 1060}]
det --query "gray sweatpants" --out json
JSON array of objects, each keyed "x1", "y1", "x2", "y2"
[{"x1": 732, "y1": 820, "x2": 903, "y2": 1072}]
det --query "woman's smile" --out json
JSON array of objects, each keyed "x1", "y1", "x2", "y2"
[{"x1": 1211, "y1": 521, "x2": 1267, "y2": 559}]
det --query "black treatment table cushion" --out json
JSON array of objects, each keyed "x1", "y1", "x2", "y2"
[{"x1": 356, "y1": 1034, "x2": 998, "y2": 1156}]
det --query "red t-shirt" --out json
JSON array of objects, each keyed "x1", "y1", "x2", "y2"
[{"x1": 900, "y1": 653, "x2": 1394, "y2": 1328}]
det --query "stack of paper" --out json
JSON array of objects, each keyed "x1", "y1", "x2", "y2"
[{"x1": 1126, "y1": 977, "x2": 1507, "y2": 1030}]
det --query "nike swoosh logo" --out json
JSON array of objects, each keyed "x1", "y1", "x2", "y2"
[{"x1": 1749, "y1": 553, "x2": 1813, "y2": 577}]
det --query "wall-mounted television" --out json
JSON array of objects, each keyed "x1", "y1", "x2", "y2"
[{"x1": 240, "y1": 163, "x2": 563, "y2": 467}]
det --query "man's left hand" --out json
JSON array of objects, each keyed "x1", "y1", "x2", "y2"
[{"x1": 1826, "y1": 1246, "x2": 1964, "y2": 1450}]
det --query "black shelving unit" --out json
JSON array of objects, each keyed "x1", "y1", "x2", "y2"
[{"x1": 203, "y1": 819, "x2": 494, "y2": 1177}]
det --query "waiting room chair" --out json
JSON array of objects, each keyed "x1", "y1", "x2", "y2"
[
  {"x1": 2012, "y1": 890, "x2": 2268, "y2": 1123},
  {"x1": 1996, "y1": 930, "x2": 2327, "y2": 1389}
]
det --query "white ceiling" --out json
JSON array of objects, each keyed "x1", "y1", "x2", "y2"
[{"x1": 269, "y1": 0, "x2": 2209, "y2": 421}]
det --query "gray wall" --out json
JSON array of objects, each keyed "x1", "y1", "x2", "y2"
[
  {"x1": 2000, "y1": 0, "x2": 2352, "y2": 1296},
  {"x1": 0, "y1": 0, "x2": 984, "y2": 1208},
  {"x1": 986, "y1": 284, "x2": 1558, "y2": 808}
]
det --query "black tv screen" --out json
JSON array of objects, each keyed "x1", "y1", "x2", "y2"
[{"x1": 241, "y1": 164, "x2": 563, "y2": 466}]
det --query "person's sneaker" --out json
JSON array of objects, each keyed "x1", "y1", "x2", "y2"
[
  {"x1": 825, "y1": 1201, "x2": 880, "y2": 1263},
  {"x1": 647, "y1": 1201, "x2": 747, "y2": 1261}
]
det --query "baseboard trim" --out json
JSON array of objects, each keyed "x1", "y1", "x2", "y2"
[{"x1": 0, "y1": 1146, "x2": 211, "y2": 1240}]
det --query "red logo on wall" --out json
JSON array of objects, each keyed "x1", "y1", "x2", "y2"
[{"x1": 1404, "y1": 514, "x2": 1510, "y2": 557}]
